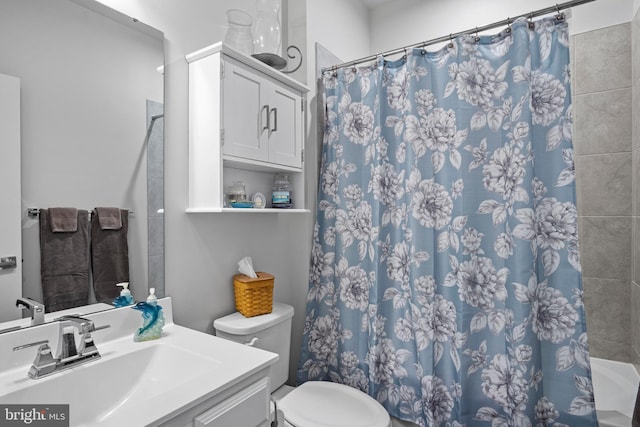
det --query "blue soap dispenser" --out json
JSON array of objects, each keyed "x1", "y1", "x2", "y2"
[
  {"x1": 113, "y1": 282, "x2": 134, "y2": 307},
  {"x1": 132, "y1": 288, "x2": 165, "y2": 342}
]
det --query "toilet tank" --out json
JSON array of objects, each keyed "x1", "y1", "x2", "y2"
[{"x1": 214, "y1": 303, "x2": 294, "y2": 390}]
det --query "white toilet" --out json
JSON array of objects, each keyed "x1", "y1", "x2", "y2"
[{"x1": 213, "y1": 303, "x2": 391, "y2": 427}]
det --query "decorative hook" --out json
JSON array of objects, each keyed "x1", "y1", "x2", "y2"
[{"x1": 281, "y1": 45, "x2": 304, "y2": 74}]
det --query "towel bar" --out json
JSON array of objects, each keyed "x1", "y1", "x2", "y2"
[
  {"x1": 27, "y1": 208, "x2": 134, "y2": 218},
  {"x1": 0, "y1": 256, "x2": 17, "y2": 270}
]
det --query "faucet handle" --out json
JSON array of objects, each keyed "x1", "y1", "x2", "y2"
[
  {"x1": 78, "y1": 324, "x2": 110, "y2": 356},
  {"x1": 93, "y1": 324, "x2": 111, "y2": 333},
  {"x1": 13, "y1": 340, "x2": 56, "y2": 378},
  {"x1": 13, "y1": 339, "x2": 49, "y2": 352}
]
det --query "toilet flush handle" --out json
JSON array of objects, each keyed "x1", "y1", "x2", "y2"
[{"x1": 245, "y1": 337, "x2": 259, "y2": 347}]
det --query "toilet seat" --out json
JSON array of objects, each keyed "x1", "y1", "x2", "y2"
[{"x1": 277, "y1": 381, "x2": 390, "y2": 427}]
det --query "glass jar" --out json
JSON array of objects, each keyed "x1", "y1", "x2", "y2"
[
  {"x1": 271, "y1": 173, "x2": 291, "y2": 208},
  {"x1": 224, "y1": 9, "x2": 254, "y2": 55},
  {"x1": 253, "y1": 0, "x2": 281, "y2": 56},
  {"x1": 227, "y1": 181, "x2": 247, "y2": 205}
]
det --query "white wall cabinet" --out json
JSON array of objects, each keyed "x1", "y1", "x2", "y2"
[
  {"x1": 186, "y1": 42, "x2": 309, "y2": 213},
  {"x1": 222, "y1": 57, "x2": 302, "y2": 169}
]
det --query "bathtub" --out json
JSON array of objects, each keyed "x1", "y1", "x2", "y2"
[
  {"x1": 592, "y1": 357, "x2": 639, "y2": 427},
  {"x1": 389, "y1": 357, "x2": 639, "y2": 427}
]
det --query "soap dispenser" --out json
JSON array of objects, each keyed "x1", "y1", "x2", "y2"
[
  {"x1": 113, "y1": 282, "x2": 134, "y2": 307},
  {"x1": 132, "y1": 288, "x2": 165, "y2": 342}
]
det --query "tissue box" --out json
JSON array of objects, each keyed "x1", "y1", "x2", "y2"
[{"x1": 233, "y1": 272, "x2": 274, "y2": 317}]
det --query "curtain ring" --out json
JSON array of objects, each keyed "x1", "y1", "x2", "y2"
[
  {"x1": 555, "y1": 3, "x2": 565, "y2": 20},
  {"x1": 448, "y1": 33, "x2": 454, "y2": 49},
  {"x1": 351, "y1": 61, "x2": 357, "y2": 72},
  {"x1": 474, "y1": 27, "x2": 480, "y2": 43},
  {"x1": 403, "y1": 47, "x2": 407, "y2": 59},
  {"x1": 506, "y1": 17, "x2": 511, "y2": 33},
  {"x1": 528, "y1": 12, "x2": 535, "y2": 29},
  {"x1": 421, "y1": 42, "x2": 427, "y2": 55}
]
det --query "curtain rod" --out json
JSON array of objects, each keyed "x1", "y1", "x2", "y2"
[{"x1": 324, "y1": 0, "x2": 596, "y2": 72}]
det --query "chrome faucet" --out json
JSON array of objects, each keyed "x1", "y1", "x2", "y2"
[
  {"x1": 13, "y1": 315, "x2": 110, "y2": 379},
  {"x1": 16, "y1": 297, "x2": 45, "y2": 326}
]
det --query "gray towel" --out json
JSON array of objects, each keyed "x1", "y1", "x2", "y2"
[
  {"x1": 95, "y1": 207, "x2": 122, "y2": 230},
  {"x1": 91, "y1": 208, "x2": 129, "y2": 303},
  {"x1": 49, "y1": 207, "x2": 78, "y2": 232},
  {"x1": 39, "y1": 208, "x2": 90, "y2": 312}
]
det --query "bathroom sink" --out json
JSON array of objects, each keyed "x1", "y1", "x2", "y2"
[
  {"x1": 2, "y1": 342, "x2": 220, "y2": 426},
  {"x1": 0, "y1": 298, "x2": 278, "y2": 427}
]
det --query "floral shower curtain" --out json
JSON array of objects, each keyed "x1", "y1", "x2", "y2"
[{"x1": 298, "y1": 16, "x2": 598, "y2": 427}]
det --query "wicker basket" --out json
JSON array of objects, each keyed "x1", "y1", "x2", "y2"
[{"x1": 233, "y1": 272, "x2": 274, "y2": 317}]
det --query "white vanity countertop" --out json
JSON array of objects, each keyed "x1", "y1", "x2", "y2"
[{"x1": 0, "y1": 298, "x2": 278, "y2": 427}]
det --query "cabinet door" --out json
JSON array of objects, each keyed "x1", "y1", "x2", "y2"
[
  {"x1": 222, "y1": 59, "x2": 269, "y2": 162},
  {"x1": 193, "y1": 377, "x2": 270, "y2": 427},
  {"x1": 267, "y1": 82, "x2": 302, "y2": 169}
]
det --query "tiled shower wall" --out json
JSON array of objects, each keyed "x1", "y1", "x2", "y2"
[
  {"x1": 633, "y1": 10, "x2": 640, "y2": 366},
  {"x1": 573, "y1": 22, "x2": 633, "y2": 362}
]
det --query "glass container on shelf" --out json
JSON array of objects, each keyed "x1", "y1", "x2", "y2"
[
  {"x1": 252, "y1": 0, "x2": 286, "y2": 69},
  {"x1": 253, "y1": 0, "x2": 281, "y2": 55},
  {"x1": 271, "y1": 173, "x2": 291, "y2": 208},
  {"x1": 226, "y1": 181, "x2": 247, "y2": 206},
  {"x1": 224, "y1": 9, "x2": 254, "y2": 56}
]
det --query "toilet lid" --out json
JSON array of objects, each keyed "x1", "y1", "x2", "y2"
[{"x1": 278, "y1": 381, "x2": 390, "y2": 427}]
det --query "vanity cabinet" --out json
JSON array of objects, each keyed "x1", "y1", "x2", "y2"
[
  {"x1": 193, "y1": 377, "x2": 270, "y2": 427},
  {"x1": 162, "y1": 375, "x2": 272, "y2": 427},
  {"x1": 186, "y1": 42, "x2": 309, "y2": 213}
]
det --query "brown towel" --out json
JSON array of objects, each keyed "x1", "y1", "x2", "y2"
[
  {"x1": 95, "y1": 207, "x2": 122, "y2": 230},
  {"x1": 39, "y1": 208, "x2": 90, "y2": 312},
  {"x1": 49, "y1": 207, "x2": 78, "y2": 232},
  {"x1": 91, "y1": 208, "x2": 129, "y2": 303}
]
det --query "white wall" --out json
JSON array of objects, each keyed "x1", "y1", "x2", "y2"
[
  {"x1": 369, "y1": 0, "x2": 633, "y2": 55},
  {"x1": 307, "y1": 0, "x2": 370, "y2": 71}
]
